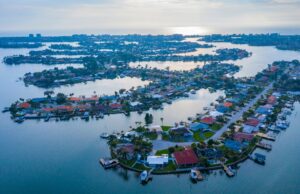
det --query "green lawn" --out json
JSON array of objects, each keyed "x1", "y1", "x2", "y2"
[
  {"x1": 203, "y1": 131, "x2": 214, "y2": 139},
  {"x1": 155, "y1": 149, "x2": 169, "y2": 156},
  {"x1": 211, "y1": 123, "x2": 222, "y2": 131},
  {"x1": 144, "y1": 132, "x2": 158, "y2": 140},
  {"x1": 162, "y1": 126, "x2": 171, "y2": 131},
  {"x1": 193, "y1": 131, "x2": 204, "y2": 142},
  {"x1": 132, "y1": 163, "x2": 151, "y2": 171},
  {"x1": 154, "y1": 161, "x2": 177, "y2": 172},
  {"x1": 119, "y1": 159, "x2": 135, "y2": 167}
]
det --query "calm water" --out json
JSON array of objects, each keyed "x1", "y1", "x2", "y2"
[
  {"x1": 130, "y1": 38, "x2": 300, "y2": 78},
  {"x1": 0, "y1": 42, "x2": 300, "y2": 194}
]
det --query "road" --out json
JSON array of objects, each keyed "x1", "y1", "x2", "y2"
[{"x1": 208, "y1": 82, "x2": 274, "y2": 141}]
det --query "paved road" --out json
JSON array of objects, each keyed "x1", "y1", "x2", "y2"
[
  {"x1": 152, "y1": 140, "x2": 196, "y2": 150},
  {"x1": 208, "y1": 82, "x2": 274, "y2": 141}
]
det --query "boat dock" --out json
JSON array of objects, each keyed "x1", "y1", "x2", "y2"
[
  {"x1": 99, "y1": 158, "x2": 119, "y2": 169},
  {"x1": 256, "y1": 142, "x2": 272, "y2": 151},
  {"x1": 222, "y1": 163, "x2": 235, "y2": 177},
  {"x1": 256, "y1": 132, "x2": 276, "y2": 141}
]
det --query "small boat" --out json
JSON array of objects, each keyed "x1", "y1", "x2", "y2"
[
  {"x1": 137, "y1": 110, "x2": 143, "y2": 114},
  {"x1": 99, "y1": 158, "x2": 119, "y2": 169},
  {"x1": 190, "y1": 90, "x2": 196, "y2": 94},
  {"x1": 81, "y1": 112, "x2": 90, "y2": 120},
  {"x1": 140, "y1": 170, "x2": 152, "y2": 184},
  {"x1": 14, "y1": 116, "x2": 25, "y2": 123},
  {"x1": 190, "y1": 169, "x2": 203, "y2": 182},
  {"x1": 95, "y1": 112, "x2": 104, "y2": 119},
  {"x1": 251, "y1": 153, "x2": 266, "y2": 165},
  {"x1": 222, "y1": 164, "x2": 235, "y2": 177},
  {"x1": 100, "y1": 133, "x2": 110, "y2": 139},
  {"x1": 166, "y1": 100, "x2": 172, "y2": 104},
  {"x1": 44, "y1": 115, "x2": 50, "y2": 122},
  {"x1": 60, "y1": 115, "x2": 70, "y2": 121}
]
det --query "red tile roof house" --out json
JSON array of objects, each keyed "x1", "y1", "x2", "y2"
[
  {"x1": 201, "y1": 116, "x2": 216, "y2": 125},
  {"x1": 18, "y1": 102, "x2": 31, "y2": 109},
  {"x1": 267, "y1": 95, "x2": 277, "y2": 105},
  {"x1": 223, "y1": 101, "x2": 233, "y2": 108},
  {"x1": 109, "y1": 103, "x2": 123, "y2": 110},
  {"x1": 233, "y1": 132, "x2": 254, "y2": 143},
  {"x1": 173, "y1": 148, "x2": 199, "y2": 168},
  {"x1": 244, "y1": 118, "x2": 260, "y2": 127}
]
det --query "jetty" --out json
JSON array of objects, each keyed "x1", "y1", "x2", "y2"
[
  {"x1": 99, "y1": 158, "x2": 119, "y2": 169},
  {"x1": 256, "y1": 132, "x2": 276, "y2": 141},
  {"x1": 256, "y1": 142, "x2": 272, "y2": 151},
  {"x1": 222, "y1": 163, "x2": 235, "y2": 177}
]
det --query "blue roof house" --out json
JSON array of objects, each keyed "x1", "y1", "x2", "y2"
[{"x1": 189, "y1": 122, "x2": 210, "y2": 132}]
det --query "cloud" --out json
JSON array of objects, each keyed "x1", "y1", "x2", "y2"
[{"x1": 0, "y1": 0, "x2": 299, "y2": 34}]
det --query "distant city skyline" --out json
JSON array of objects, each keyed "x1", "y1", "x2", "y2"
[{"x1": 1, "y1": 0, "x2": 300, "y2": 35}]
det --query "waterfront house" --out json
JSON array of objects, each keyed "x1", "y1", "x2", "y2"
[
  {"x1": 233, "y1": 132, "x2": 254, "y2": 143},
  {"x1": 146, "y1": 155, "x2": 168, "y2": 168},
  {"x1": 189, "y1": 122, "x2": 210, "y2": 132},
  {"x1": 173, "y1": 148, "x2": 199, "y2": 168},
  {"x1": 18, "y1": 102, "x2": 31, "y2": 109},
  {"x1": 115, "y1": 143, "x2": 135, "y2": 160},
  {"x1": 244, "y1": 118, "x2": 260, "y2": 127},
  {"x1": 109, "y1": 103, "x2": 123, "y2": 110},
  {"x1": 223, "y1": 101, "x2": 233, "y2": 108},
  {"x1": 242, "y1": 124, "x2": 258, "y2": 134},
  {"x1": 147, "y1": 125, "x2": 163, "y2": 134},
  {"x1": 200, "y1": 116, "x2": 216, "y2": 125},
  {"x1": 267, "y1": 95, "x2": 277, "y2": 105},
  {"x1": 209, "y1": 111, "x2": 224, "y2": 118},
  {"x1": 31, "y1": 97, "x2": 48, "y2": 103},
  {"x1": 256, "y1": 105, "x2": 272, "y2": 115},
  {"x1": 169, "y1": 126, "x2": 193, "y2": 138},
  {"x1": 216, "y1": 105, "x2": 230, "y2": 113},
  {"x1": 224, "y1": 140, "x2": 246, "y2": 152},
  {"x1": 197, "y1": 148, "x2": 223, "y2": 160}
]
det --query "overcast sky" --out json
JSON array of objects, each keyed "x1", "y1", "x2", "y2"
[{"x1": 0, "y1": 0, "x2": 300, "y2": 35}]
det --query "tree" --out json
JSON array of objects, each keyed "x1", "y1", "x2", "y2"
[
  {"x1": 144, "y1": 113, "x2": 153, "y2": 125},
  {"x1": 207, "y1": 139, "x2": 214, "y2": 146},
  {"x1": 160, "y1": 117, "x2": 164, "y2": 126},
  {"x1": 56, "y1": 93, "x2": 66, "y2": 104},
  {"x1": 44, "y1": 90, "x2": 54, "y2": 98}
]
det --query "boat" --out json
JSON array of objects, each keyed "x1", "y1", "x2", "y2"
[
  {"x1": 99, "y1": 158, "x2": 119, "y2": 169},
  {"x1": 100, "y1": 133, "x2": 110, "y2": 139},
  {"x1": 95, "y1": 112, "x2": 104, "y2": 119},
  {"x1": 166, "y1": 100, "x2": 172, "y2": 104},
  {"x1": 14, "y1": 116, "x2": 25, "y2": 123},
  {"x1": 44, "y1": 115, "x2": 51, "y2": 122},
  {"x1": 137, "y1": 110, "x2": 143, "y2": 114},
  {"x1": 81, "y1": 112, "x2": 90, "y2": 120},
  {"x1": 140, "y1": 170, "x2": 152, "y2": 184},
  {"x1": 256, "y1": 142, "x2": 272, "y2": 151},
  {"x1": 190, "y1": 90, "x2": 196, "y2": 94},
  {"x1": 222, "y1": 164, "x2": 235, "y2": 177},
  {"x1": 250, "y1": 153, "x2": 266, "y2": 165},
  {"x1": 190, "y1": 169, "x2": 204, "y2": 182}
]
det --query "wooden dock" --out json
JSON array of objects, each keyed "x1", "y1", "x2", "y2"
[
  {"x1": 256, "y1": 142, "x2": 272, "y2": 151},
  {"x1": 99, "y1": 158, "x2": 119, "y2": 169},
  {"x1": 256, "y1": 133, "x2": 276, "y2": 141},
  {"x1": 221, "y1": 164, "x2": 235, "y2": 177}
]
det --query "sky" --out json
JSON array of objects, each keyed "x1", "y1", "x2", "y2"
[{"x1": 0, "y1": 0, "x2": 300, "y2": 35}]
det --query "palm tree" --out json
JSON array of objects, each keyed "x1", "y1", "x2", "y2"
[{"x1": 160, "y1": 117, "x2": 164, "y2": 126}]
